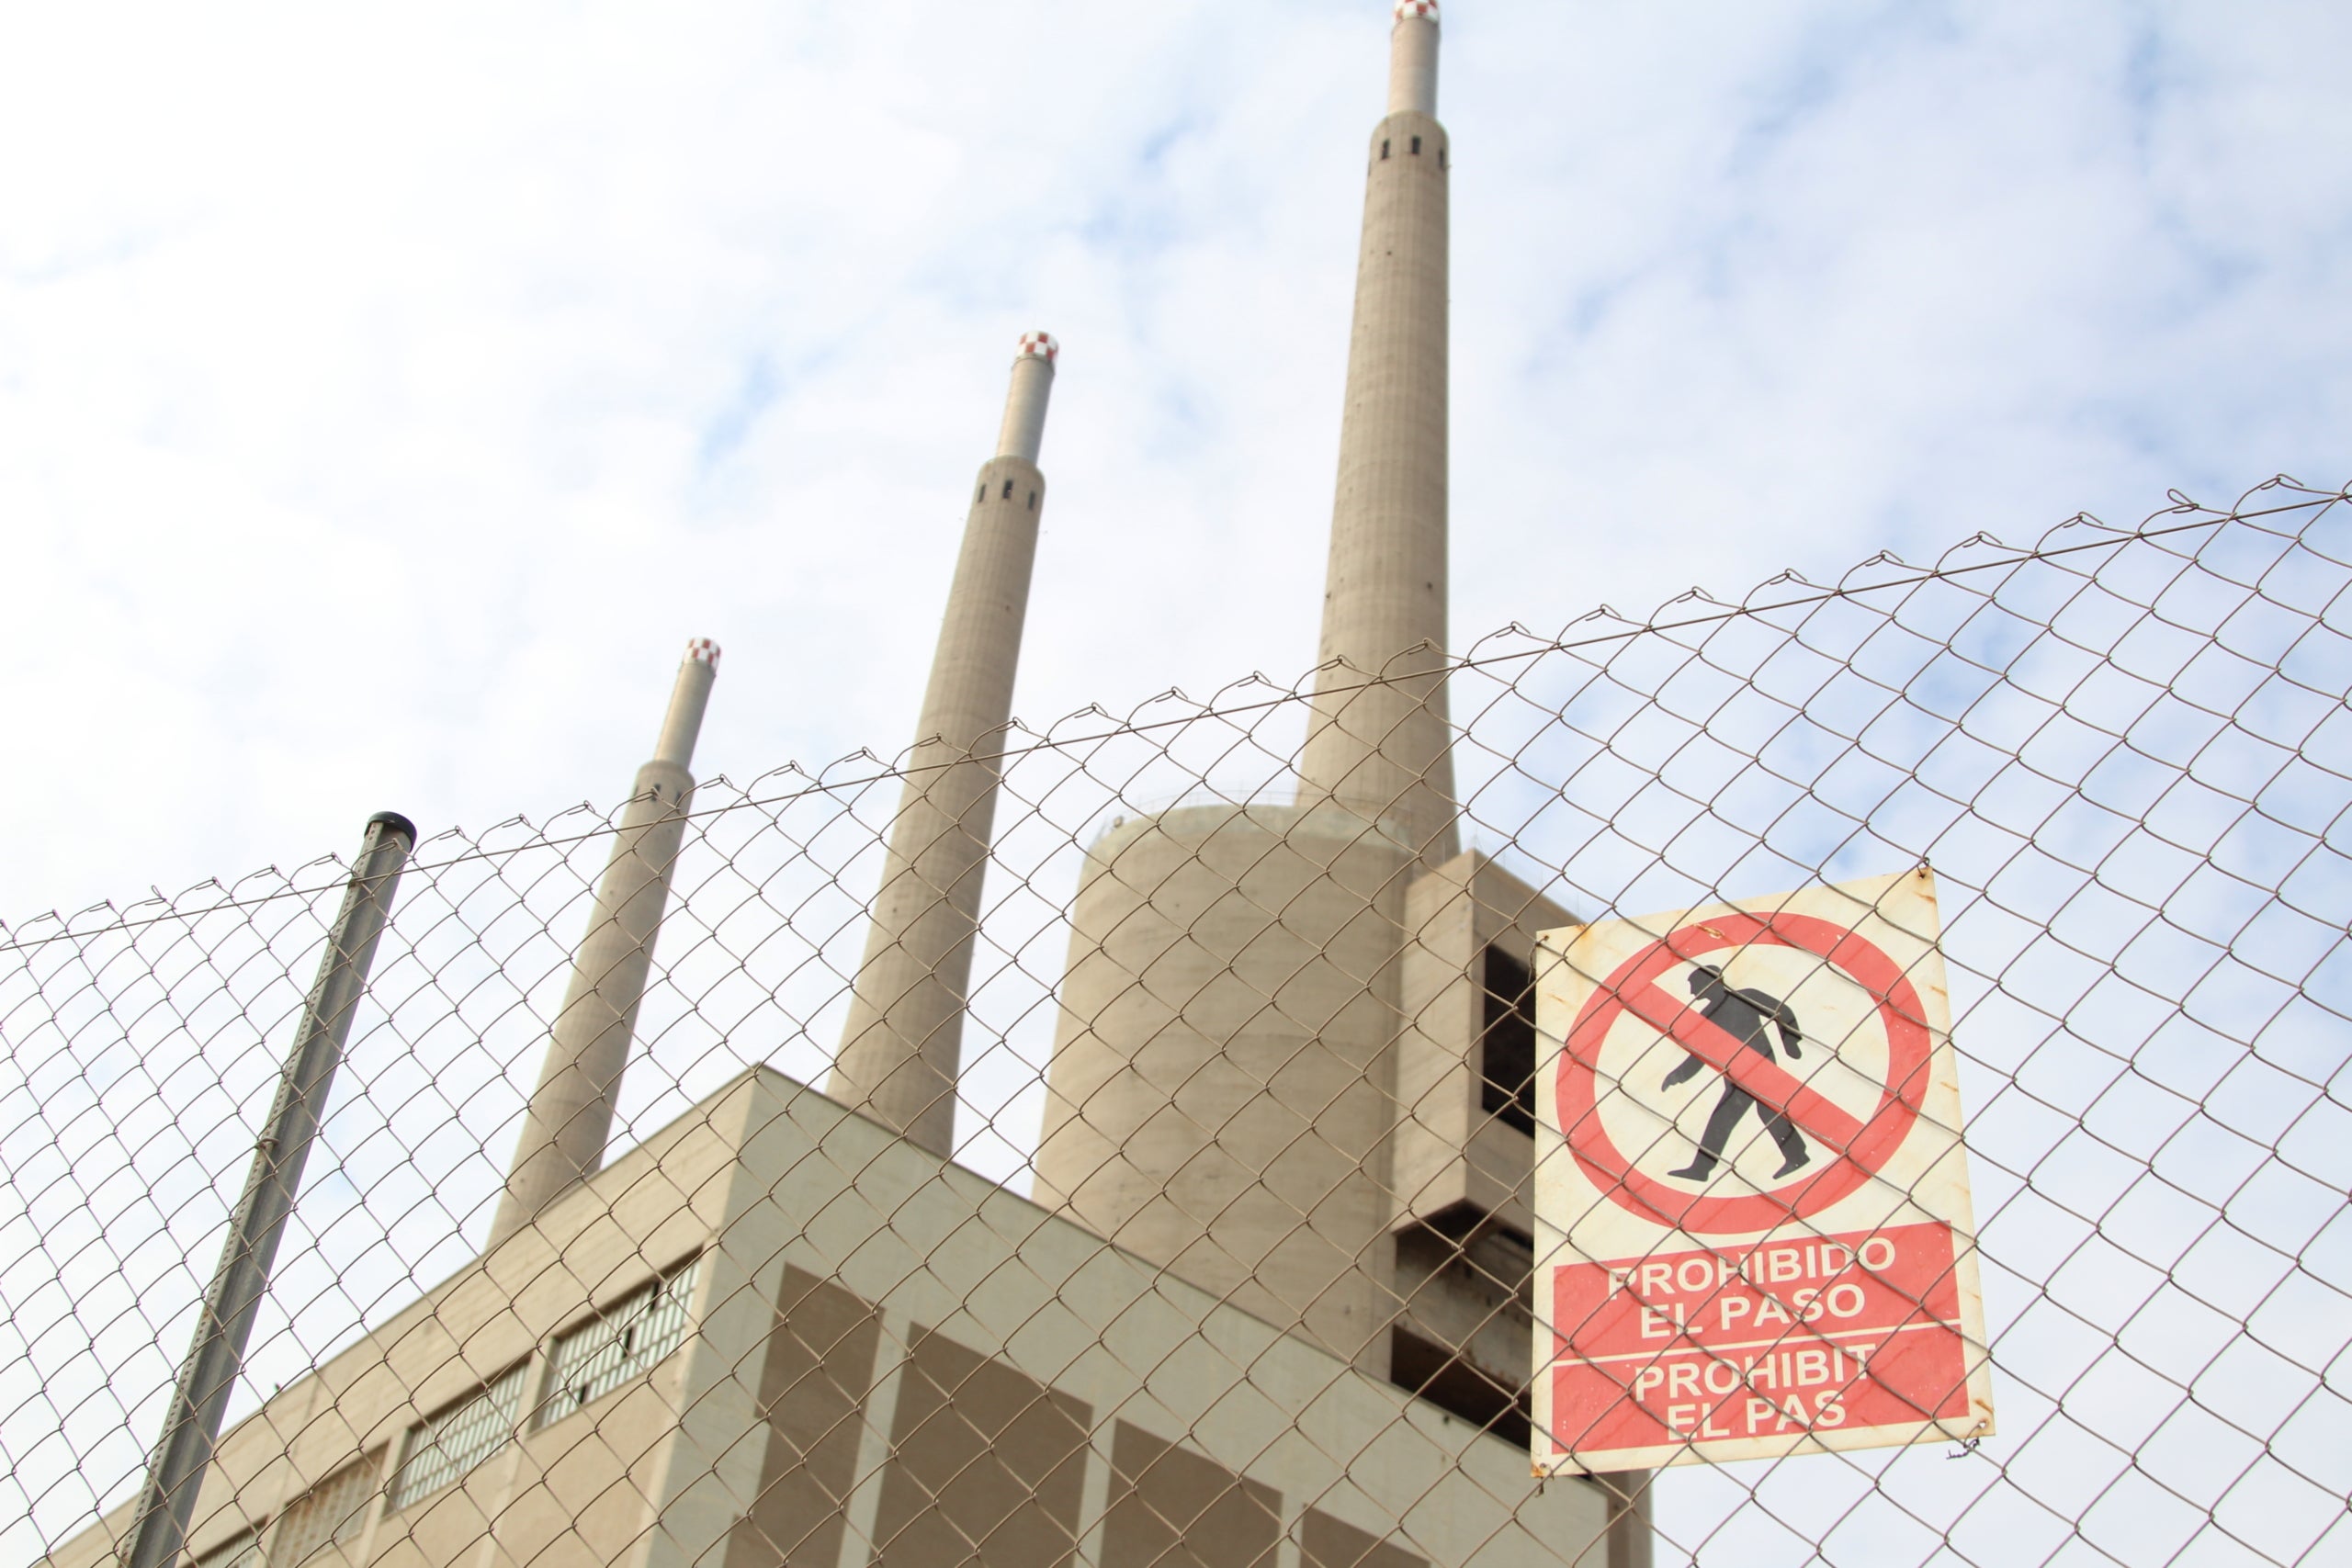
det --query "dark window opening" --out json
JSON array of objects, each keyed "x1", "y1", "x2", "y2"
[
  {"x1": 1410, "y1": 135, "x2": 1422, "y2": 155},
  {"x1": 1480, "y1": 947, "x2": 1537, "y2": 1135},
  {"x1": 1001, "y1": 479, "x2": 1014, "y2": 500},
  {"x1": 1439, "y1": 147, "x2": 1447, "y2": 169},
  {"x1": 1027, "y1": 490, "x2": 1036, "y2": 511},
  {"x1": 1380, "y1": 139, "x2": 1391, "y2": 160},
  {"x1": 975, "y1": 484, "x2": 985, "y2": 503},
  {"x1": 1390, "y1": 1329, "x2": 1530, "y2": 1450}
]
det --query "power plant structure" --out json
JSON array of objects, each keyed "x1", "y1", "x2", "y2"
[
  {"x1": 48, "y1": 6, "x2": 1653, "y2": 1567},
  {"x1": 491, "y1": 640, "x2": 721, "y2": 1249},
  {"x1": 828, "y1": 333, "x2": 1059, "y2": 1159},
  {"x1": 1030, "y1": 0, "x2": 1572, "y2": 1434}
]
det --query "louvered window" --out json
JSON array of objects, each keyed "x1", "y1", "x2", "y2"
[
  {"x1": 189, "y1": 1529, "x2": 259, "y2": 1568},
  {"x1": 533, "y1": 1257, "x2": 702, "y2": 1430},
  {"x1": 269, "y1": 1453, "x2": 379, "y2": 1563},
  {"x1": 387, "y1": 1364, "x2": 526, "y2": 1510}
]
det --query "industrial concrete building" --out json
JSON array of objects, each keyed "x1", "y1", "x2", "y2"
[
  {"x1": 52, "y1": 5, "x2": 1651, "y2": 1565},
  {"x1": 51, "y1": 1073, "x2": 1611, "y2": 1568}
]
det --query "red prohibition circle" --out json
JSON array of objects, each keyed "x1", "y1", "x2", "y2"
[{"x1": 1555, "y1": 910, "x2": 1934, "y2": 1235}]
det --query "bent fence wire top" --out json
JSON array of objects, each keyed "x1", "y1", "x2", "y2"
[{"x1": 3, "y1": 479, "x2": 2347, "y2": 1567}]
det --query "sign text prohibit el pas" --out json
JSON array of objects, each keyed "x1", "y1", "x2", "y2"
[{"x1": 1532, "y1": 867, "x2": 1996, "y2": 1472}]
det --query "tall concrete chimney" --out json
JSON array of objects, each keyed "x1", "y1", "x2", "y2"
[
  {"x1": 1298, "y1": 0, "x2": 1458, "y2": 869},
  {"x1": 828, "y1": 333, "x2": 1057, "y2": 1156},
  {"x1": 488, "y1": 639, "x2": 718, "y2": 1248},
  {"x1": 1034, "y1": 7, "x2": 1467, "y2": 1372}
]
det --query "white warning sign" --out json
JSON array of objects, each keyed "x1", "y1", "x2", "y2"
[{"x1": 1532, "y1": 867, "x2": 1995, "y2": 1472}]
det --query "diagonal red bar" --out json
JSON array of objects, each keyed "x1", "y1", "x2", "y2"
[{"x1": 1614, "y1": 979, "x2": 1871, "y2": 1153}]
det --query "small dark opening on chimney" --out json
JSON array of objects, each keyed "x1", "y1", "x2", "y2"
[
  {"x1": 1001, "y1": 479, "x2": 1014, "y2": 500},
  {"x1": 1381, "y1": 140, "x2": 1391, "y2": 160},
  {"x1": 1480, "y1": 946, "x2": 1538, "y2": 1136},
  {"x1": 1027, "y1": 491, "x2": 1037, "y2": 511},
  {"x1": 1439, "y1": 147, "x2": 1447, "y2": 169},
  {"x1": 975, "y1": 484, "x2": 985, "y2": 503},
  {"x1": 1410, "y1": 135, "x2": 1422, "y2": 156}
]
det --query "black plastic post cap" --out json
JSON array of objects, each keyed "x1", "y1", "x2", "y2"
[{"x1": 368, "y1": 811, "x2": 420, "y2": 843}]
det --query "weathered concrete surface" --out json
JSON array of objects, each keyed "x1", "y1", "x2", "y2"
[
  {"x1": 45, "y1": 1069, "x2": 1616, "y2": 1568},
  {"x1": 829, "y1": 339, "x2": 1056, "y2": 1156},
  {"x1": 1300, "y1": 9, "x2": 1457, "y2": 870},
  {"x1": 1034, "y1": 803, "x2": 1417, "y2": 1372},
  {"x1": 490, "y1": 641, "x2": 718, "y2": 1249}
]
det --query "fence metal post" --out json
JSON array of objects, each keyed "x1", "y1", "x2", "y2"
[
  {"x1": 1602, "y1": 1470, "x2": 1655, "y2": 1568},
  {"x1": 120, "y1": 811, "x2": 418, "y2": 1568}
]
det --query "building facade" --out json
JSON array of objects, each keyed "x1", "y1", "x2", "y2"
[{"x1": 52, "y1": 1073, "x2": 1614, "y2": 1568}]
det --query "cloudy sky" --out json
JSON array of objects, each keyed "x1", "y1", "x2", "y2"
[{"x1": 3, "y1": 0, "x2": 2347, "y2": 919}]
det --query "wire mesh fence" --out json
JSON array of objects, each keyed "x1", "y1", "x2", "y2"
[{"x1": 4, "y1": 479, "x2": 2347, "y2": 1567}]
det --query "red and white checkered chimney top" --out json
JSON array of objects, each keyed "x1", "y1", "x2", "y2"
[
  {"x1": 684, "y1": 637, "x2": 720, "y2": 667},
  {"x1": 1395, "y1": 0, "x2": 1439, "y2": 22},
  {"x1": 1016, "y1": 331, "x2": 1059, "y2": 365}
]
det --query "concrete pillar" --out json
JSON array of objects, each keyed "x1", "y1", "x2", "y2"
[
  {"x1": 827, "y1": 334, "x2": 1057, "y2": 1156},
  {"x1": 488, "y1": 640, "x2": 718, "y2": 1248},
  {"x1": 1299, "y1": 1, "x2": 1458, "y2": 870}
]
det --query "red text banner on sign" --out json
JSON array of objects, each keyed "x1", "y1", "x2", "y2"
[{"x1": 1546, "y1": 1222, "x2": 1972, "y2": 1454}]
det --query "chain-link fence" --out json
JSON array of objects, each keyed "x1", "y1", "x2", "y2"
[{"x1": 5, "y1": 479, "x2": 2347, "y2": 1567}]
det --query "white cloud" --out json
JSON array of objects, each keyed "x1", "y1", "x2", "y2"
[{"x1": 0, "y1": 0, "x2": 2345, "y2": 919}]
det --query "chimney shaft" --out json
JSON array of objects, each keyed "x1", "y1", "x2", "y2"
[
  {"x1": 828, "y1": 335, "x2": 1057, "y2": 1156},
  {"x1": 997, "y1": 334, "x2": 1057, "y2": 463},
  {"x1": 487, "y1": 639, "x2": 718, "y2": 1248},
  {"x1": 1387, "y1": 1, "x2": 1439, "y2": 114},
  {"x1": 1299, "y1": 2, "x2": 1457, "y2": 865},
  {"x1": 652, "y1": 642, "x2": 718, "y2": 765}
]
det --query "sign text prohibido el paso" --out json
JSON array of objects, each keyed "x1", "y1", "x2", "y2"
[{"x1": 1532, "y1": 868, "x2": 1995, "y2": 1473}]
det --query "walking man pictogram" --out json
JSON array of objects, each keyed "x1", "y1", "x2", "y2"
[{"x1": 1661, "y1": 964, "x2": 1812, "y2": 1180}]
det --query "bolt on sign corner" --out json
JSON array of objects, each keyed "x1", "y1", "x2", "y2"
[{"x1": 1532, "y1": 866, "x2": 1995, "y2": 1473}]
